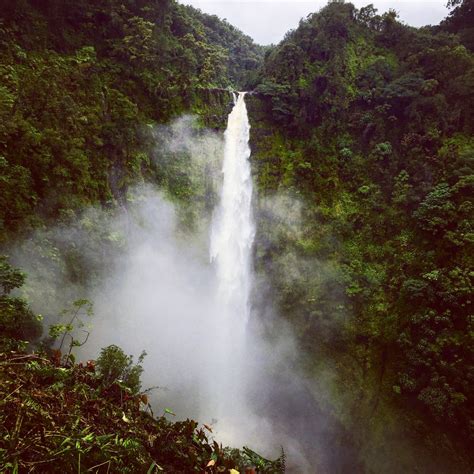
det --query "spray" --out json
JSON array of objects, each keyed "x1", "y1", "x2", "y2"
[{"x1": 207, "y1": 91, "x2": 255, "y2": 437}]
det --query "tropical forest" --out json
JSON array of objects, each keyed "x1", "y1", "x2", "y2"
[{"x1": 0, "y1": 0, "x2": 473, "y2": 472}]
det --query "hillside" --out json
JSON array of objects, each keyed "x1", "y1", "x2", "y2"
[
  {"x1": 248, "y1": 1, "x2": 473, "y2": 471},
  {"x1": 0, "y1": 0, "x2": 473, "y2": 472},
  {"x1": 0, "y1": 349, "x2": 284, "y2": 473},
  {"x1": 0, "y1": 0, "x2": 263, "y2": 241}
]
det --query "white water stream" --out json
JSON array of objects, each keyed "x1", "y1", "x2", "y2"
[
  {"x1": 208, "y1": 91, "x2": 255, "y2": 435},
  {"x1": 211, "y1": 92, "x2": 254, "y2": 321}
]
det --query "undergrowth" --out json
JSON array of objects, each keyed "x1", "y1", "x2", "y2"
[{"x1": 0, "y1": 351, "x2": 285, "y2": 473}]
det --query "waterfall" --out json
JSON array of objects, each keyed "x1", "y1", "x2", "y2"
[
  {"x1": 211, "y1": 91, "x2": 254, "y2": 320},
  {"x1": 208, "y1": 91, "x2": 255, "y2": 434}
]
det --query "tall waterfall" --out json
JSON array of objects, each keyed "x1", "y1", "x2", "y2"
[
  {"x1": 211, "y1": 92, "x2": 254, "y2": 319},
  {"x1": 208, "y1": 91, "x2": 255, "y2": 432}
]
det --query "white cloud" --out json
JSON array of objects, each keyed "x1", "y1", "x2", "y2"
[{"x1": 180, "y1": 0, "x2": 450, "y2": 45}]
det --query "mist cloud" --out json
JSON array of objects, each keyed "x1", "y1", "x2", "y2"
[{"x1": 10, "y1": 119, "x2": 317, "y2": 471}]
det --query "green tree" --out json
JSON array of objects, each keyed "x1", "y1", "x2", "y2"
[{"x1": 0, "y1": 256, "x2": 42, "y2": 351}]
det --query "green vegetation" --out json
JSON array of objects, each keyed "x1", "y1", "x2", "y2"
[
  {"x1": 0, "y1": 0, "x2": 262, "y2": 242},
  {"x1": 0, "y1": 350, "x2": 284, "y2": 473},
  {"x1": 0, "y1": 1, "x2": 274, "y2": 471},
  {"x1": 1, "y1": 0, "x2": 473, "y2": 471},
  {"x1": 442, "y1": 0, "x2": 474, "y2": 51},
  {"x1": 48, "y1": 299, "x2": 94, "y2": 365},
  {"x1": 0, "y1": 256, "x2": 42, "y2": 352},
  {"x1": 249, "y1": 0, "x2": 473, "y2": 470},
  {"x1": 96, "y1": 344, "x2": 146, "y2": 396}
]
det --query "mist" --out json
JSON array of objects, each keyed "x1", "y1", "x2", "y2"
[
  {"x1": 10, "y1": 111, "x2": 434, "y2": 472},
  {"x1": 10, "y1": 116, "x2": 320, "y2": 471},
  {"x1": 12, "y1": 187, "x2": 314, "y2": 470},
  {"x1": 13, "y1": 110, "x2": 434, "y2": 472}
]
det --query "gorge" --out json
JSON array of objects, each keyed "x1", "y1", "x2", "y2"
[{"x1": 0, "y1": 0, "x2": 473, "y2": 472}]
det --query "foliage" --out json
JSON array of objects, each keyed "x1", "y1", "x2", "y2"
[
  {"x1": 48, "y1": 299, "x2": 93, "y2": 365},
  {"x1": 0, "y1": 0, "x2": 262, "y2": 243},
  {"x1": 443, "y1": 0, "x2": 474, "y2": 51},
  {"x1": 0, "y1": 350, "x2": 284, "y2": 473},
  {"x1": 249, "y1": 0, "x2": 474, "y2": 469},
  {"x1": 1, "y1": 0, "x2": 473, "y2": 470},
  {"x1": 96, "y1": 345, "x2": 146, "y2": 396},
  {"x1": 0, "y1": 256, "x2": 42, "y2": 351}
]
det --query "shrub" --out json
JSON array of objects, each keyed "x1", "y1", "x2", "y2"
[
  {"x1": 96, "y1": 344, "x2": 146, "y2": 395},
  {"x1": 0, "y1": 256, "x2": 42, "y2": 351}
]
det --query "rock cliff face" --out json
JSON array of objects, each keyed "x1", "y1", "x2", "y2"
[{"x1": 194, "y1": 88, "x2": 236, "y2": 129}]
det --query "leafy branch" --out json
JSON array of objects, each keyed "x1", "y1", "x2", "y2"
[{"x1": 48, "y1": 299, "x2": 93, "y2": 365}]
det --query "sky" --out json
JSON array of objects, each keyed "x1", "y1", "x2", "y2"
[{"x1": 179, "y1": 0, "x2": 451, "y2": 45}]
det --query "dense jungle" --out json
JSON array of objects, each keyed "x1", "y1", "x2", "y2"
[{"x1": 0, "y1": 0, "x2": 473, "y2": 472}]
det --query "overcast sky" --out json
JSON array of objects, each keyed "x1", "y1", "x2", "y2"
[{"x1": 179, "y1": 0, "x2": 450, "y2": 45}]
